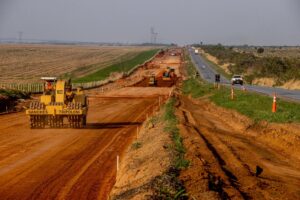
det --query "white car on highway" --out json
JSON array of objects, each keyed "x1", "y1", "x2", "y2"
[{"x1": 231, "y1": 75, "x2": 244, "y2": 85}]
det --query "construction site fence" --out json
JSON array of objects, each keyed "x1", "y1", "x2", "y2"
[
  {"x1": 0, "y1": 80, "x2": 114, "y2": 93},
  {"x1": 0, "y1": 49, "x2": 162, "y2": 93}
]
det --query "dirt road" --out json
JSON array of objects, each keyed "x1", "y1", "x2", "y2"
[
  {"x1": 0, "y1": 48, "x2": 182, "y2": 200},
  {"x1": 0, "y1": 96, "x2": 158, "y2": 200},
  {"x1": 178, "y1": 96, "x2": 300, "y2": 199}
]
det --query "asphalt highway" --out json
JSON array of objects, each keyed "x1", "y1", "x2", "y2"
[{"x1": 189, "y1": 48, "x2": 300, "y2": 102}]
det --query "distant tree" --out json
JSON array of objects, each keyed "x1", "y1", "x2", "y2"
[{"x1": 257, "y1": 47, "x2": 264, "y2": 54}]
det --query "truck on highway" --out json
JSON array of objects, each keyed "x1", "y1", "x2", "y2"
[{"x1": 194, "y1": 49, "x2": 199, "y2": 54}]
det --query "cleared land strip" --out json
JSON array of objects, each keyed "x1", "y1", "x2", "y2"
[{"x1": 0, "y1": 97, "x2": 158, "y2": 199}]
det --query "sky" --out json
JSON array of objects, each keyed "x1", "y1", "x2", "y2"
[{"x1": 0, "y1": 0, "x2": 300, "y2": 45}]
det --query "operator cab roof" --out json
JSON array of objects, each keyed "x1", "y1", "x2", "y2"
[{"x1": 41, "y1": 77, "x2": 57, "y2": 81}]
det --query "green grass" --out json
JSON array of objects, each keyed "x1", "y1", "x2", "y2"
[
  {"x1": 74, "y1": 49, "x2": 158, "y2": 83},
  {"x1": 183, "y1": 78, "x2": 213, "y2": 98},
  {"x1": 149, "y1": 98, "x2": 188, "y2": 199},
  {"x1": 210, "y1": 87, "x2": 300, "y2": 123},
  {"x1": 164, "y1": 98, "x2": 189, "y2": 170},
  {"x1": 184, "y1": 48, "x2": 300, "y2": 123},
  {"x1": 131, "y1": 142, "x2": 142, "y2": 150},
  {"x1": 0, "y1": 89, "x2": 30, "y2": 100}
]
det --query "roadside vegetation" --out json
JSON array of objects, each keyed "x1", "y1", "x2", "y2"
[
  {"x1": 0, "y1": 89, "x2": 30, "y2": 112},
  {"x1": 198, "y1": 44, "x2": 300, "y2": 85},
  {"x1": 148, "y1": 98, "x2": 189, "y2": 199},
  {"x1": 0, "y1": 89, "x2": 30, "y2": 100},
  {"x1": 74, "y1": 49, "x2": 158, "y2": 83},
  {"x1": 183, "y1": 49, "x2": 300, "y2": 123},
  {"x1": 164, "y1": 98, "x2": 189, "y2": 170}
]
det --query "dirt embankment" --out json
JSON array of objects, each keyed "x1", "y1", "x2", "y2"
[
  {"x1": 109, "y1": 48, "x2": 185, "y2": 199},
  {"x1": 109, "y1": 109, "x2": 173, "y2": 199},
  {"x1": 177, "y1": 95, "x2": 300, "y2": 199},
  {"x1": 249, "y1": 78, "x2": 300, "y2": 90},
  {"x1": 252, "y1": 78, "x2": 276, "y2": 87}
]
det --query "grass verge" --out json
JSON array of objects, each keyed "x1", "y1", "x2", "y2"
[
  {"x1": 164, "y1": 98, "x2": 189, "y2": 169},
  {"x1": 184, "y1": 48, "x2": 300, "y2": 123},
  {"x1": 149, "y1": 98, "x2": 189, "y2": 199},
  {"x1": 74, "y1": 49, "x2": 158, "y2": 83}
]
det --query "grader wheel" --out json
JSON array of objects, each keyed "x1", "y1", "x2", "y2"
[
  {"x1": 30, "y1": 115, "x2": 46, "y2": 129},
  {"x1": 68, "y1": 115, "x2": 84, "y2": 128},
  {"x1": 49, "y1": 116, "x2": 64, "y2": 128}
]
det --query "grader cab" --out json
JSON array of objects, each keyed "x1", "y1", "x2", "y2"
[{"x1": 26, "y1": 77, "x2": 88, "y2": 128}]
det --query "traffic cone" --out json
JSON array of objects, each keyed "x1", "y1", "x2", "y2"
[{"x1": 272, "y1": 93, "x2": 277, "y2": 113}]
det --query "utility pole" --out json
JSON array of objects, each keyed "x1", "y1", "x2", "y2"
[
  {"x1": 18, "y1": 31, "x2": 23, "y2": 43},
  {"x1": 150, "y1": 27, "x2": 158, "y2": 44}
]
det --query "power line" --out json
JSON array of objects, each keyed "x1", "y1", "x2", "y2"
[{"x1": 150, "y1": 27, "x2": 158, "y2": 44}]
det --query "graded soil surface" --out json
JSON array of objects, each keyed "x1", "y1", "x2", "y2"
[
  {"x1": 0, "y1": 48, "x2": 182, "y2": 200},
  {"x1": 0, "y1": 97, "x2": 158, "y2": 199}
]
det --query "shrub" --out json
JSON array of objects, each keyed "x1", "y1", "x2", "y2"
[{"x1": 257, "y1": 47, "x2": 265, "y2": 54}]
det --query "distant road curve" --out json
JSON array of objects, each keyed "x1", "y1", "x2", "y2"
[{"x1": 188, "y1": 47, "x2": 300, "y2": 102}]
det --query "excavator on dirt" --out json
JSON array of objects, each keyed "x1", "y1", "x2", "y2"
[
  {"x1": 26, "y1": 77, "x2": 88, "y2": 128},
  {"x1": 162, "y1": 67, "x2": 176, "y2": 81}
]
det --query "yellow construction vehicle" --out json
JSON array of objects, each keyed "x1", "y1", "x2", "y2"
[
  {"x1": 162, "y1": 67, "x2": 175, "y2": 81},
  {"x1": 26, "y1": 77, "x2": 88, "y2": 128},
  {"x1": 148, "y1": 74, "x2": 157, "y2": 86}
]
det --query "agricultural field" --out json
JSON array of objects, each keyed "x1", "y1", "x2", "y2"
[{"x1": 0, "y1": 44, "x2": 154, "y2": 83}]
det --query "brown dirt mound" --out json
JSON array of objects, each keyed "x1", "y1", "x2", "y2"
[{"x1": 133, "y1": 77, "x2": 177, "y2": 87}]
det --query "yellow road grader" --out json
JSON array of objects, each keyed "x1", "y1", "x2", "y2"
[{"x1": 26, "y1": 77, "x2": 88, "y2": 128}]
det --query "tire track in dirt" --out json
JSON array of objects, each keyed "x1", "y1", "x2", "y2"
[
  {"x1": 178, "y1": 96, "x2": 300, "y2": 199},
  {"x1": 58, "y1": 106, "x2": 151, "y2": 200},
  {"x1": 0, "y1": 97, "x2": 157, "y2": 200}
]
